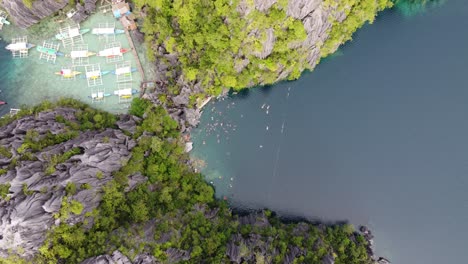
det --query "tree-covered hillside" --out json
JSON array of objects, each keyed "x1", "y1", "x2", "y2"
[
  {"x1": 0, "y1": 99, "x2": 375, "y2": 263},
  {"x1": 136, "y1": 0, "x2": 392, "y2": 99}
]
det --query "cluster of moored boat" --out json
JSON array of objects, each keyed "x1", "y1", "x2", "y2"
[
  {"x1": 5, "y1": 28, "x2": 129, "y2": 60},
  {"x1": 54, "y1": 66, "x2": 137, "y2": 78},
  {"x1": 4, "y1": 25, "x2": 139, "y2": 101}
]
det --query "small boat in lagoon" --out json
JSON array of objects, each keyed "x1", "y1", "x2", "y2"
[
  {"x1": 55, "y1": 69, "x2": 81, "y2": 78},
  {"x1": 0, "y1": 101, "x2": 7, "y2": 105},
  {"x1": 37, "y1": 46, "x2": 64, "y2": 56},
  {"x1": 89, "y1": 92, "x2": 106, "y2": 101},
  {"x1": 5, "y1": 42, "x2": 35, "y2": 51},
  {"x1": 80, "y1": 70, "x2": 111, "y2": 79},
  {"x1": 111, "y1": 67, "x2": 137, "y2": 75},
  {"x1": 97, "y1": 47, "x2": 129, "y2": 57},
  {"x1": 55, "y1": 28, "x2": 90, "y2": 40},
  {"x1": 113, "y1": 88, "x2": 139, "y2": 96},
  {"x1": 91, "y1": 28, "x2": 125, "y2": 35},
  {"x1": 69, "y1": 50, "x2": 96, "y2": 58},
  {"x1": 88, "y1": 93, "x2": 111, "y2": 99},
  {"x1": 85, "y1": 70, "x2": 111, "y2": 80}
]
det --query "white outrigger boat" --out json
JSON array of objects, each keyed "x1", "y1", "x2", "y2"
[
  {"x1": 97, "y1": 47, "x2": 129, "y2": 57},
  {"x1": 91, "y1": 28, "x2": 125, "y2": 35},
  {"x1": 113, "y1": 88, "x2": 139, "y2": 96},
  {"x1": 85, "y1": 70, "x2": 103, "y2": 80},
  {"x1": 55, "y1": 69, "x2": 81, "y2": 78},
  {"x1": 69, "y1": 50, "x2": 96, "y2": 58},
  {"x1": 5, "y1": 42, "x2": 35, "y2": 51},
  {"x1": 112, "y1": 67, "x2": 137, "y2": 75},
  {"x1": 89, "y1": 92, "x2": 111, "y2": 100},
  {"x1": 55, "y1": 28, "x2": 90, "y2": 40}
]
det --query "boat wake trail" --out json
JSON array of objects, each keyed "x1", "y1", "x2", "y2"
[{"x1": 267, "y1": 87, "x2": 291, "y2": 203}]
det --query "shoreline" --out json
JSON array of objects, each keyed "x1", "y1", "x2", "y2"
[
  {"x1": 0, "y1": 3, "x2": 151, "y2": 115},
  {"x1": 0, "y1": 2, "x2": 391, "y2": 263}
]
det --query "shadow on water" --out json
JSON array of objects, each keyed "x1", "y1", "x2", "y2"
[
  {"x1": 231, "y1": 206, "x2": 352, "y2": 226},
  {"x1": 259, "y1": 84, "x2": 273, "y2": 96},
  {"x1": 233, "y1": 88, "x2": 251, "y2": 99}
]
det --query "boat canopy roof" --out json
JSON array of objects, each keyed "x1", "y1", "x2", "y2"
[
  {"x1": 92, "y1": 28, "x2": 115, "y2": 34},
  {"x1": 115, "y1": 88, "x2": 132, "y2": 96},
  {"x1": 99, "y1": 47, "x2": 121, "y2": 56},
  {"x1": 115, "y1": 66, "x2": 131, "y2": 75},
  {"x1": 6, "y1": 42, "x2": 27, "y2": 51},
  {"x1": 86, "y1": 71, "x2": 100, "y2": 78},
  {"x1": 62, "y1": 69, "x2": 72, "y2": 75},
  {"x1": 68, "y1": 28, "x2": 81, "y2": 38},
  {"x1": 91, "y1": 92, "x2": 104, "y2": 99},
  {"x1": 71, "y1": 50, "x2": 88, "y2": 58}
]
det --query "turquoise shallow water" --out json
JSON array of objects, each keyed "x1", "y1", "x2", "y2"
[
  {"x1": 0, "y1": 12, "x2": 147, "y2": 115},
  {"x1": 192, "y1": 1, "x2": 468, "y2": 263}
]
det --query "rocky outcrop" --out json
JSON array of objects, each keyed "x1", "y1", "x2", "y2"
[
  {"x1": 1, "y1": 0, "x2": 68, "y2": 28},
  {"x1": 1, "y1": 0, "x2": 99, "y2": 28},
  {"x1": 144, "y1": 0, "x2": 346, "y2": 133},
  {"x1": 80, "y1": 250, "x2": 133, "y2": 264},
  {"x1": 0, "y1": 108, "x2": 143, "y2": 259},
  {"x1": 71, "y1": 0, "x2": 98, "y2": 24}
]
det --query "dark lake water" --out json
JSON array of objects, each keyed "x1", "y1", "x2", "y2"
[{"x1": 191, "y1": 1, "x2": 468, "y2": 263}]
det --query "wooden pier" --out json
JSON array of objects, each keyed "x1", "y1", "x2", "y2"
[{"x1": 122, "y1": 27, "x2": 146, "y2": 93}]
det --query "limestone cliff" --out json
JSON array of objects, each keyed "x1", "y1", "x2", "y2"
[
  {"x1": 1, "y1": 0, "x2": 68, "y2": 28},
  {"x1": 142, "y1": 0, "x2": 391, "y2": 130},
  {"x1": 0, "y1": 102, "x2": 388, "y2": 263},
  {"x1": 1, "y1": 0, "x2": 98, "y2": 28},
  {"x1": 0, "y1": 107, "x2": 143, "y2": 258}
]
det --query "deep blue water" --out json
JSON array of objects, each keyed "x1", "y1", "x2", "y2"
[{"x1": 192, "y1": 1, "x2": 468, "y2": 263}]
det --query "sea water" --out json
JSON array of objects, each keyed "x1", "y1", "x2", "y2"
[
  {"x1": 191, "y1": 1, "x2": 468, "y2": 263},
  {"x1": 0, "y1": 11, "x2": 153, "y2": 116}
]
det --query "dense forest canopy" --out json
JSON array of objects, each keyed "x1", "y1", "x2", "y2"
[{"x1": 136, "y1": 0, "x2": 392, "y2": 97}]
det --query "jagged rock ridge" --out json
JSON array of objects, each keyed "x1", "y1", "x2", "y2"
[
  {"x1": 0, "y1": 107, "x2": 143, "y2": 259},
  {"x1": 1, "y1": 0, "x2": 68, "y2": 28}
]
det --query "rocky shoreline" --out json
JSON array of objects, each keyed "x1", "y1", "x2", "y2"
[
  {"x1": 0, "y1": 1, "x2": 391, "y2": 263},
  {"x1": 1, "y1": 0, "x2": 99, "y2": 28},
  {"x1": 0, "y1": 107, "x2": 143, "y2": 259}
]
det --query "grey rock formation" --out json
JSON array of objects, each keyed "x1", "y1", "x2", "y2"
[
  {"x1": 251, "y1": 28, "x2": 276, "y2": 59},
  {"x1": 0, "y1": 108, "x2": 142, "y2": 259},
  {"x1": 237, "y1": 0, "x2": 253, "y2": 17},
  {"x1": 165, "y1": 248, "x2": 190, "y2": 263},
  {"x1": 183, "y1": 108, "x2": 201, "y2": 128},
  {"x1": 322, "y1": 254, "x2": 335, "y2": 264},
  {"x1": 284, "y1": 246, "x2": 304, "y2": 264},
  {"x1": 1, "y1": 0, "x2": 68, "y2": 28},
  {"x1": 116, "y1": 114, "x2": 141, "y2": 135},
  {"x1": 1, "y1": 0, "x2": 98, "y2": 28},
  {"x1": 81, "y1": 251, "x2": 159, "y2": 264},
  {"x1": 80, "y1": 250, "x2": 132, "y2": 264},
  {"x1": 287, "y1": 0, "x2": 322, "y2": 20},
  {"x1": 172, "y1": 86, "x2": 191, "y2": 107},
  {"x1": 71, "y1": 0, "x2": 98, "y2": 24},
  {"x1": 254, "y1": 0, "x2": 276, "y2": 12}
]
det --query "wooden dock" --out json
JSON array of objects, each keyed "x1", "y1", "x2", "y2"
[{"x1": 122, "y1": 27, "x2": 146, "y2": 94}]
